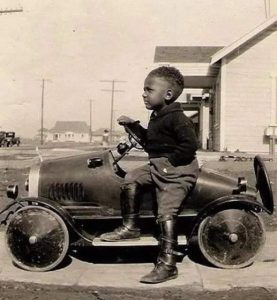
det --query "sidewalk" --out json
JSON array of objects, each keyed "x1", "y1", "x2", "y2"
[{"x1": 0, "y1": 231, "x2": 276, "y2": 290}]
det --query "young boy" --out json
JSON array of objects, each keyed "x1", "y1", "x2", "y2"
[{"x1": 100, "y1": 66, "x2": 199, "y2": 284}]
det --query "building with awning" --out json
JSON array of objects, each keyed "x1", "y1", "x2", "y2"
[{"x1": 154, "y1": 15, "x2": 277, "y2": 152}]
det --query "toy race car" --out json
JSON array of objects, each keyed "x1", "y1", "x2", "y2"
[{"x1": 1, "y1": 124, "x2": 274, "y2": 272}]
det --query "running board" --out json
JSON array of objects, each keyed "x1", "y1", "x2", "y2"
[{"x1": 92, "y1": 235, "x2": 187, "y2": 247}]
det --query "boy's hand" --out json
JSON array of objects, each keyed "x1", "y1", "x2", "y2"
[{"x1": 117, "y1": 115, "x2": 136, "y2": 125}]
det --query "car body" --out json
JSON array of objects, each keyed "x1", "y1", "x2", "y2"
[
  {"x1": 0, "y1": 131, "x2": 6, "y2": 147},
  {"x1": 1, "y1": 126, "x2": 274, "y2": 272},
  {"x1": 2, "y1": 132, "x2": 20, "y2": 147}
]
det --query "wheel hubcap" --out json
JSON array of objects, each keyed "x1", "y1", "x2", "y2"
[
  {"x1": 228, "y1": 233, "x2": 238, "y2": 243},
  {"x1": 29, "y1": 235, "x2": 38, "y2": 245}
]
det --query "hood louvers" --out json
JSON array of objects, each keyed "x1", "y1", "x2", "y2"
[{"x1": 49, "y1": 182, "x2": 85, "y2": 201}]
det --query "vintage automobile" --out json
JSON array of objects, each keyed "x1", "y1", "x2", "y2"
[
  {"x1": 0, "y1": 131, "x2": 6, "y2": 147},
  {"x1": 0, "y1": 124, "x2": 274, "y2": 272},
  {"x1": 2, "y1": 132, "x2": 20, "y2": 147}
]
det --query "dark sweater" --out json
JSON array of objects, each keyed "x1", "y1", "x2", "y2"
[{"x1": 132, "y1": 102, "x2": 198, "y2": 166}]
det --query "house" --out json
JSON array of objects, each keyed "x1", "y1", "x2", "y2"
[
  {"x1": 46, "y1": 122, "x2": 125, "y2": 144},
  {"x1": 154, "y1": 15, "x2": 277, "y2": 153},
  {"x1": 91, "y1": 128, "x2": 125, "y2": 144},
  {"x1": 46, "y1": 121, "x2": 90, "y2": 143}
]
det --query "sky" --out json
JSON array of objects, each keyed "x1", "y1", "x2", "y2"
[{"x1": 0, "y1": 0, "x2": 276, "y2": 138}]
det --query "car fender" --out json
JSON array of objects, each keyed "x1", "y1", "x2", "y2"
[
  {"x1": 189, "y1": 194, "x2": 269, "y2": 238},
  {"x1": 16, "y1": 197, "x2": 94, "y2": 244}
]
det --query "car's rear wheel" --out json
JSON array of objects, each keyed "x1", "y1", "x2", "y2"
[
  {"x1": 197, "y1": 208, "x2": 265, "y2": 269},
  {"x1": 6, "y1": 205, "x2": 69, "y2": 272}
]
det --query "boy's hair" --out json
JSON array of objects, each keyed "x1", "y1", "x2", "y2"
[{"x1": 148, "y1": 66, "x2": 185, "y2": 101}]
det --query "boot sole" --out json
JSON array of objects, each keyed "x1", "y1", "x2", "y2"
[{"x1": 140, "y1": 274, "x2": 178, "y2": 284}]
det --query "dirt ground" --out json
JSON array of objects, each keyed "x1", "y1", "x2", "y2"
[
  {"x1": 0, "y1": 282, "x2": 276, "y2": 300},
  {"x1": 0, "y1": 148, "x2": 277, "y2": 299}
]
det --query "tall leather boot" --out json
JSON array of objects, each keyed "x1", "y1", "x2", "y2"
[
  {"x1": 100, "y1": 183, "x2": 141, "y2": 241},
  {"x1": 140, "y1": 216, "x2": 179, "y2": 284}
]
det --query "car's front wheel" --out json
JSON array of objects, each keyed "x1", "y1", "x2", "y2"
[{"x1": 6, "y1": 205, "x2": 69, "y2": 272}]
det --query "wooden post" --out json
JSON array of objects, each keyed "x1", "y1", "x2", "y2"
[
  {"x1": 273, "y1": 126, "x2": 276, "y2": 162},
  {"x1": 41, "y1": 79, "x2": 45, "y2": 145}
]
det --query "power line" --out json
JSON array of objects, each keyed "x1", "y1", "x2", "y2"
[
  {"x1": 0, "y1": 8, "x2": 23, "y2": 14},
  {"x1": 100, "y1": 80, "x2": 126, "y2": 143}
]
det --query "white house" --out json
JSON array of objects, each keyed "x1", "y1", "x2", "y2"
[
  {"x1": 46, "y1": 121, "x2": 90, "y2": 143},
  {"x1": 154, "y1": 15, "x2": 277, "y2": 153}
]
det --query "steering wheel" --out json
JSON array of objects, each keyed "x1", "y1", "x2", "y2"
[{"x1": 122, "y1": 123, "x2": 145, "y2": 150}]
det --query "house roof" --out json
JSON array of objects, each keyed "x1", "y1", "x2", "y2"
[
  {"x1": 211, "y1": 15, "x2": 277, "y2": 65},
  {"x1": 154, "y1": 46, "x2": 223, "y2": 63},
  {"x1": 50, "y1": 121, "x2": 89, "y2": 133}
]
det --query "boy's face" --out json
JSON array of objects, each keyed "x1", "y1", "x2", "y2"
[{"x1": 142, "y1": 75, "x2": 173, "y2": 110}]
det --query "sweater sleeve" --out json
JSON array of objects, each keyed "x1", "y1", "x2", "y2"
[
  {"x1": 127, "y1": 121, "x2": 148, "y2": 146},
  {"x1": 167, "y1": 113, "x2": 199, "y2": 166}
]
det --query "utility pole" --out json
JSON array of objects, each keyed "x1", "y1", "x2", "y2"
[
  {"x1": 264, "y1": 0, "x2": 271, "y2": 18},
  {"x1": 41, "y1": 79, "x2": 45, "y2": 145},
  {"x1": 40, "y1": 79, "x2": 51, "y2": 145},
  {"x1": 89, "y1": 99, "x2": 94, "y2": 143},
  {"x1": 101, "y1": 80, "x2": 126, "y2": 143}
]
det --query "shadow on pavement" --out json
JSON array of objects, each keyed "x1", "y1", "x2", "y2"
[
  {"x1": 69, "y1": 246, "x2": 159, "y2": 264},
  {"x1": 68, "y1": 244, "x2": 209, "y2": 266}
]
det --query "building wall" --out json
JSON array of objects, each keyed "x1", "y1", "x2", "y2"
[
  {"x1": 46, "y1": 132, "x2": 90, "y2": 142},
  {"x1": 223, "y1": 26, "x2": 277, "y2": 152}
]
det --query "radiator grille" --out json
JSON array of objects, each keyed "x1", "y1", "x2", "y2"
[{"x1": 48, "y1": 182, "x2": 85, "y2": 201}]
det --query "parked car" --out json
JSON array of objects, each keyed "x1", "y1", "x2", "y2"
[
  {"x1": 0, "y1": 131, "x2": 6, "y2": 147},
  {"x1": 2, "y1": 132, "x2": 20, "y2": 147},
  {"x1": 0, "y1": 124, "x2": 274, "y2": 272}
]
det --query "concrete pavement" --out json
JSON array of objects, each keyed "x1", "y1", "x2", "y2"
[{"x1": 0, "y1": 231, "x2": 276, "y2": 290}]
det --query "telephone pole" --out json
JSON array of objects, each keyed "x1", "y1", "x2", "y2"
[
  {"x1": 101, "y1": 80, "x2": 126, "y2": 143},
  {"x1": 40, "y1": 79, "x2": 45, "y2": 145},
  {"x1": 264, "y1": 0, "x2": 271, "y2": 18},
  {"x1": 89, "y1": 99, "x2": 94, "y2": 143},
  {"x1": 40, "y1": 79, "x2": 51, "y2": 145}
]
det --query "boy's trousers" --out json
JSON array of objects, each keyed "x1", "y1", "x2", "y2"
[{"x1": 123, "y1": 157, "x2": 199, "y2": 218}]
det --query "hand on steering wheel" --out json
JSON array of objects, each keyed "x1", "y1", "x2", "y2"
[
  {"x1": 123, "y1": 124, "x2": 145, "y2": 150},
  {"x1": 117, "y1": 115, "x2": 136, "y2": 126},
  {"x1": 117, "y1": 116, "x2": 144, "y2": 150}
]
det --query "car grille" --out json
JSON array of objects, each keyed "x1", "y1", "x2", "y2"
[{"x1": 48, "y1": 182, "x2": 85, "y2": 201}]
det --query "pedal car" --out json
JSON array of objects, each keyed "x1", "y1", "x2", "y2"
[{"x1": 1, "y1": 124, "x2": 274, "y2": 272}]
